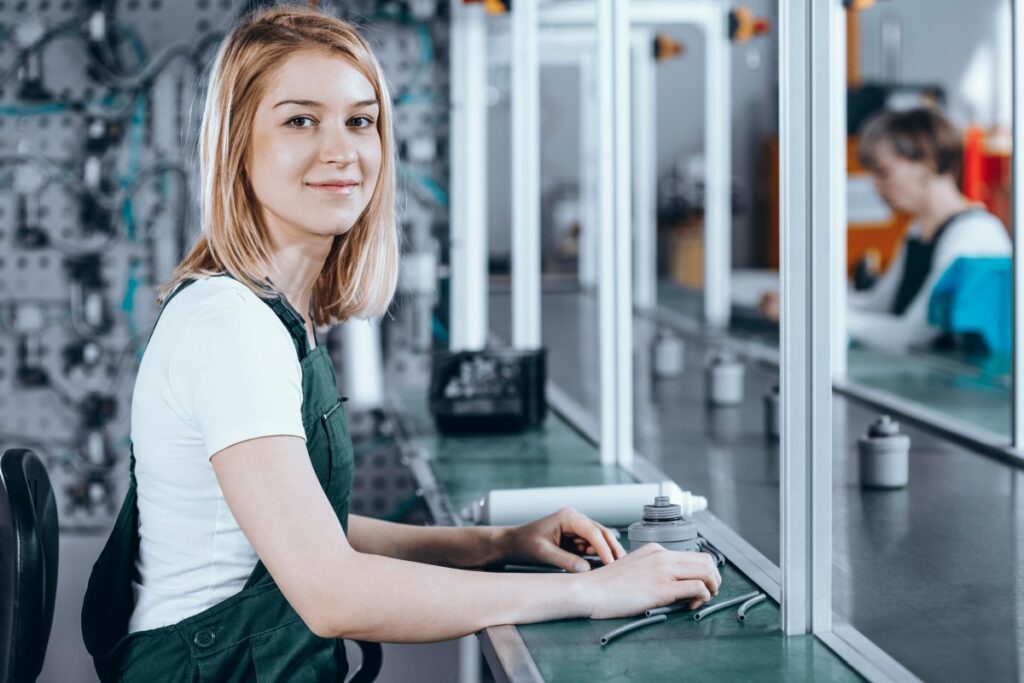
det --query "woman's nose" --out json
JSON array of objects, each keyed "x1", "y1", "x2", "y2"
[{"x1": 319, "y1": 127, "x2": 358, "y2": 165}]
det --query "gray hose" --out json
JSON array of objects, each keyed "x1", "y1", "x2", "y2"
[
  {"x1": 645, "y1": 603, "x2": 690, "y2": 618},
  {"x1": 598, "y1": 614, "x2": 667, "y2": 646},
  {"x1": 692, "y1": 591, "x2": 762, "y2": 622},
  {"x1": 736, "y1": 593, "x2": 767, "y2": 622}
]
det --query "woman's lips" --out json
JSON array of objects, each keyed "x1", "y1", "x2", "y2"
[{"x1": 308, "y1": 182, "x2": 358, "y2": 195}]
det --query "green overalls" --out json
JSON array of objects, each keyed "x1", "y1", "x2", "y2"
[{"x1": 81, "y1": 276, "x2": 379, "y2": 682}]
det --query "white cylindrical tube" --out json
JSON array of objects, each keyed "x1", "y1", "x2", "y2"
[
  {"x1": 462, "y1": 481, "x2": 708, "y2": 527},
  {"x1": 338, "y1": 320, "x2": 384, "y2": 411}
]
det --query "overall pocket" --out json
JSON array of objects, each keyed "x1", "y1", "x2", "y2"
[
  {"x1": 250, "y1": 620, "x2": 343, "y2": 682},
  {"x1": 320, "y1": 398, "x2": 354, "y2": 504}
]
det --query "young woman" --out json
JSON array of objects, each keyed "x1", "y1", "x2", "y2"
[
  {"x1": 81, "y1": 7, "x2": 720, "y2": 681},
  {"x1": 845, "y1": 107, "x2": 1011, "y2": 352}
]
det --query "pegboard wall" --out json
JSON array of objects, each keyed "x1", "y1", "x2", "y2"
[{"x1": 0, "y1": 0, "x2": 449, "y2": 531}]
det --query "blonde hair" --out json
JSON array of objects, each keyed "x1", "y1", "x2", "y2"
[{"x1": 160, "y1": 5, "x2": 398, "y2": 325}]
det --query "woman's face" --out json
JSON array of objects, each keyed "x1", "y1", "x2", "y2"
[
  {"x1": 868, "y1": 141, "x2": 933, "y2": 215},
  {"x1": 249, "y1": 49, "x2": 381, "y2": 245}
]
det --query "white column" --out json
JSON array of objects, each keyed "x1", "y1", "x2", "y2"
[
  {"x1": 632, "y1": 30, "x2": 658, "y2": 311},
  {"x1": 597, "y1": 0, "x2": 634, "y2": 467},
  {"x1": 779, "y1": 0, "x2": 842, "y2": 634},
  {"x1": 832, "y1": 9, "x2": 849, "y2": 380},
  {"x1": 704, "y1": 6, "x2": 732, "y2": 329},
  {"x1": 579, "y1": 52, "x2": 599, "y2": 289},
  {"x1": 1013, "y1": 0, "x2": 1024, "y2": 448},
  {"x1": 338, "y1": 321, "x2": 384, "y2": 410},
  {"x1": 449, "y1": 0, "x2": 489, "y2": 351},
  {"x1": 511, "y1": 0, "x2": 542, "y2": 349}
]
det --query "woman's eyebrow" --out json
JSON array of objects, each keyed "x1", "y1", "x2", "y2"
[
  {"x1": 274, "y1": 99, "x2": 322, "y2": 109},
  {"x1": 272, "y1": 99, "x2": 379, "y2": 109}
]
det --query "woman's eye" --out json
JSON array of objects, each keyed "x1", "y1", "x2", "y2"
[
  {"x1": 285, "y1": 116, "x2": 317, "y2": 128},
  {"x1": 349, "y1": 115, "x2": 375, "y2": 128}
]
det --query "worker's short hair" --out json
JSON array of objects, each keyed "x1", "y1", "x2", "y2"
[{"x1": 858, "y1": 107, "x2": 962, "y2": 180}]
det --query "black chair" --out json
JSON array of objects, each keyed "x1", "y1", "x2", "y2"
[
  {"x1": 0, "y1": 449, "x2": 59, "y2": 683},
  {"x1": 348, "y1": 640, "x2": 382, "y2": 683}
]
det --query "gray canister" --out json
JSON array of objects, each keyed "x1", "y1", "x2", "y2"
[
  {"x1": 858, "y1": 415, "x2": 911, "y2": 489},
  {"x1": 705, "y1": 352, "x2": 745, "y2": 406},
  {"x1": 627, "y1": 496, "x2": 701, "y2": 553},
  {"x1": 764, "y1": 383, "x2": 780, "y2": 441},
  {"x1": 653, "y1": 329, "x2": 685, "y2": 378}
]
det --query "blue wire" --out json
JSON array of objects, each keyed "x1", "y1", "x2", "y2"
[
  {"x1": 418, "y1": 174, "x2": 449, "y2": 206},
  {"x1": 0, "y1": 102, "x2": 69, "y2": 116}
]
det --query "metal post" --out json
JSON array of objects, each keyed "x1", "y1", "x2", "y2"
[
  {"x1": 579, "y1": 52, "x2": 599, "y2": 289},
  {"x1": 1013, "y1": 0, "x2": 1024, "y2": 449},
  {"x1": 632, "y1": 30, "x2": 657, "y2": 311},
  {"x1": 779, "y1": 0, "x2": 840, "y2": 634},
  {"x1": 449, "y1": 0, "x2": 488, "y2": 351},
  {"x1": 704, "y1": 5, "x2": 731, "y2": 329},
  {"x1": 596, "y1": 0, "x2": 633, "y2": 466},
  {"x1": 511, "y1": 0, "x2": 541, "y2": 349},
  {"x1": 832, "y1": 4, "x2": 849, "y2": 381},
  {"x1": 612, "y1": 0, "x2": 634, "y2": 467}
]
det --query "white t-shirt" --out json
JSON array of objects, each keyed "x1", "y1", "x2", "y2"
[
  {"x1": 128, "y1": 276, "x2": 306, "y2": 634},
  {"x1": 847, "y1": 209, "x2": 1012, "y2": 352}
]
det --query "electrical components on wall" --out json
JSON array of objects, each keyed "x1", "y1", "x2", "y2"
[{"x1": 0, "y1": 0, "x2": 451, "y2": 531}]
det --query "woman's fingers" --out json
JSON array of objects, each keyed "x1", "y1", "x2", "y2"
[
  {"x1": 664, "y1": 552, "x2": 721, "y2": 596},
  {"x1": 672, "y1": 579, "x2": 711, "y2": 606},
  {"x1": 598, "y1": 523, "x2": 627, "y2": 559},
  {"x1": 561, "y1": 508, "x2": 615, "y2": 565}
]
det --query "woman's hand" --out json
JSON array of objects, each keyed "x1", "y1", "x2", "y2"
[
  {"x1": 759, "y1": 290, "x2": 781, "y2": 322},
  {"x1": 577, "y1": 543, "x2": 722, "y2": 619},
  {"x1": 501, "y1": 507, "x2": 627, "y2": 572}
]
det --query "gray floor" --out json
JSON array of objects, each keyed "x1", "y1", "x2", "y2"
[{"x1": 491, "y1": 288, "x2": 1024, "y2": 683}]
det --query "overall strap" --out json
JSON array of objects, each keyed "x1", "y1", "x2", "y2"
[{"x1": 262, "y1": 294, "x2": 311, "y2": 361}]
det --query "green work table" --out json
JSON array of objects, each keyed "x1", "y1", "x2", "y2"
[{"x1": 387, "y1": 386, "x2": 862, "y2": 683}]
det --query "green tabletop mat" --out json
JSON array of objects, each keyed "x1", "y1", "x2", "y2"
[
  {"x1": 390, "y1": 384, "x2": 862, "y2": 682},
  {"x1": 518, "y1": 564, "x2": 859, "y2": 683}
]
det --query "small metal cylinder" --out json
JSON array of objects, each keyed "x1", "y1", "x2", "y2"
[
  {"x1": 627, "y1": 495, "x2": 701, "y2": 553},
  {"x1": 705, "y1": 352, "x2": 745, "y2": 406},
  {"x1": 652, "y1": 328, "x2": 685, "y2": 378},
  {"x1": 858, "y1": 415, "x2": 911, "y2": 489}
]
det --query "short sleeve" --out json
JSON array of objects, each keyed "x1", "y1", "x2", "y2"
[{"x1": 169, "y1": 290, "x2": 306, "y2": 459}]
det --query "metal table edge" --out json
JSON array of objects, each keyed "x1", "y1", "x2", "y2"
[{"x1": 478, "y1": 626, "x2": 546, "y2": 683}]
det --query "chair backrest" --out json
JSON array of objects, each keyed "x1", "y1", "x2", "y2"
[{"x1": 0, "y1": 449, "x2": 59, "y2": 683}]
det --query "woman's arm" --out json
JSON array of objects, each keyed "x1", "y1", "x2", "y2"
[
  {"x1": 848, "y1": 217, "x2": 1011, "y2": 352},
  {"x1": 213, "y1": 435, "x2": 721, "y2": 643},
  {"x1": 347, "y1": 515, "x2": 506, "y2": 568},
  {"x1": 848, "y1": 240, "x2": 907, "y2": 312},
  {"x1": 348, "y1": 509, "x2": 623, "y2": 571}
]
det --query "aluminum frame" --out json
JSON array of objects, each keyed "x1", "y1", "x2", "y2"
[
  {"x1": 779, "y1": 0, "x2": 839, "y2": 635},
  {"x1": 538, "y1": 0, "x2": 732, "y2": 327},
  {"x1": 484, "y1": 27, "x2": 670, "y2": 311},
  {"x1": 511, "y1": 0, "x2": 542, "y2": 349},
  {"x1": 596, "y1": 0, "x2": 635, "y2": 466},
  {"x1": 1013, "y1": 0, "x2": 1024, "y2": 450},
  {"x1": 449, "y1": 0, "x2": 489, "y2": 351}
]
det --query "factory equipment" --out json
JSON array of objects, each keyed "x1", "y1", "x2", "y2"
[{"x1": 429, "y1": 348, "x2": 547, "y2": 433}]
